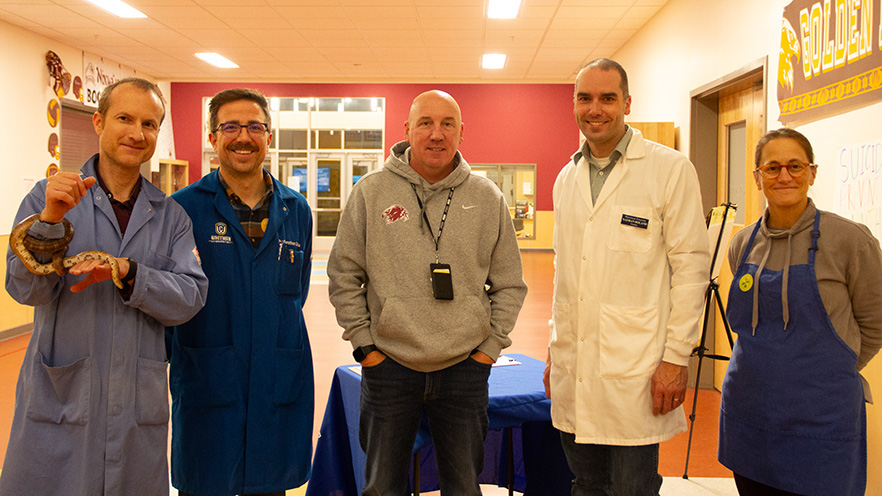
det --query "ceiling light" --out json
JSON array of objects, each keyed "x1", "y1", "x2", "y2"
[
  {"x1": 482, "y1": 54, "x2": 506, "y2": 69},
  {"x1": 84, "y1": 0, "x2": 146, "y2": 18},
  {"x1": 488, "y1": 0, "x2": 521, "y2": 19},
  {"x1": 195, "y1": 53, "x2": 239, "y2": 69}
]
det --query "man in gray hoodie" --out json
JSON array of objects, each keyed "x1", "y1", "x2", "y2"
[{"x1": 328, "y1": 90, "x2": 527, "y2": 495}]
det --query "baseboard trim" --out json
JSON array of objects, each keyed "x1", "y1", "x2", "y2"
[{"x1": 0, "y1": 323, "x2": 32, "y2": 342}]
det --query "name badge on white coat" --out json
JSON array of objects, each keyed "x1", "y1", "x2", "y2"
[{"x1": 621, "y1": 214, "x2": 649, "y2": 229}]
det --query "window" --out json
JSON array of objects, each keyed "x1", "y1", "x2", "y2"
[{"x1": 470, "y1": 164, "x2": 537, "y2": 239}]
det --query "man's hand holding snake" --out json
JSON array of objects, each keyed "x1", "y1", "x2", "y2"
[
  {"x1": 9, "y1": 172, "x2": 126, "y2": 289},
  {"x1": 41, "y1": 171, "x2": 95, "y2": 223}
]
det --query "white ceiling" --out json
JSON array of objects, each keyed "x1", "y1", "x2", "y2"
[{"x1": 0, "y1": 0, "x2": 670, "y2": 83}]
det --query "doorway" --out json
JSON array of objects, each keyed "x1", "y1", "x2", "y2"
[
  {"x1": 60, "y1": 100, "x2": 99, "y2": 172},
  {"x1": 690, "y1": 58, "x2": 767, "y2": 390}
]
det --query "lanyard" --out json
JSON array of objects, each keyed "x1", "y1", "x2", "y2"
[{"x1": 412, "y1": 186, "x2": 455, "y2": 263}]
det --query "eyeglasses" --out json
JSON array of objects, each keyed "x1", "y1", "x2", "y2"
[
  {"x1": 215, "y1": 121, "x2": 269, "y2": 138},
  {"x1": 755, "y1": 162, "x2": 816, "y2": 179}
]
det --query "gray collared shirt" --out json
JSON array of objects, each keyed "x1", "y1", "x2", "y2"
[{"x1": 580, "y1": 126, "x2": 633, "y2": 203}]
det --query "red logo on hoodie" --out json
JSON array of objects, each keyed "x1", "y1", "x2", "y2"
[{"x1": 382, "y1": 204, "x2": 409, "y2": 224}]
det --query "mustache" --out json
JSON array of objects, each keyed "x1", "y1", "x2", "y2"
[{"x1": 228, "y1": 144, "x2": 258, "y2": 152}]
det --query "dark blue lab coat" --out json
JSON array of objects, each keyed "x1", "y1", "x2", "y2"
[{"x1": 168, "y1": 170, "x2": 314, "y2": 495}]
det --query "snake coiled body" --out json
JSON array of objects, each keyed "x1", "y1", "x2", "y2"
[{"x1": 9, "y1": 214, "x2": 123, "y2": 289}]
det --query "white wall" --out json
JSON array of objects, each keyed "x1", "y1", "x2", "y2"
[
  {"x1": 0, "y1": 20, "x2": 83, "y2": 233},
  {"x1": 0, "y1": 19, "x2": 159, "y2": 234},
  {"x1": 613, "y1": 0, "x2": 881, "y2": 215},
  {"x1": 614, "y1": 0, "x2": 787, "y2": 151}
]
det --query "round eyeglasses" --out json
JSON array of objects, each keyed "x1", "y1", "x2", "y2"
[
  {"x1": 755, "y1": 162, "x2": 816, "y2": 179},
  {"x1": 215, "y1": 121, "x2": 269, "y2": 138}
]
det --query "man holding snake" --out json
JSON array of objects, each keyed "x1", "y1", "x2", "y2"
[{"x1": 1, "y1": 77, "x2": 208, "y2": 495}]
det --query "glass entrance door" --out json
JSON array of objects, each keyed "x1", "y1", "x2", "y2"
[
  {"x1": 347, "y1": 154, "x2": 381, "y2": 198},
  {"x1": 271, "y1": 152, "x2": 383, "y2": 251},
  {"x1": 314, "y1": 155, "x2": 343, "y2": 239},
  {"x1": 279, "y1": 152, "x2": 308, "y2": 197}
]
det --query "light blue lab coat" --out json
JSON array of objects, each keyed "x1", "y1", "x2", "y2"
[{"x1": 1, "y1": 154, "x2": 208, "y2": 495}]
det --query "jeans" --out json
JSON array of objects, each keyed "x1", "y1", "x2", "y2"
[
  {"x1": 359, "y1": 356, "x2": 492, "y2": 496},
  {"x1": 559, "y1": 432, "x2": 662, "y2": 496}
]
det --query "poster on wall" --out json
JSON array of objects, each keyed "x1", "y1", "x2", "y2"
[
  {"x1": 778, "y1": 0, "x2": 882, "y2": 125},
  {"x1": 834, "y1": 138, "x2": 882, "y2": 240},
  {"x1": 81, "y1": 52, "x2": 136, "y2": 108}
]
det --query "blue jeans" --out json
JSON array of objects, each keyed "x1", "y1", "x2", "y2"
[
  {"x1": 359, "y1": 356, "x2": 492, "y2": 496},
  {"x1": 559, "y1": 432, "x2": 662, "y2": 496}
]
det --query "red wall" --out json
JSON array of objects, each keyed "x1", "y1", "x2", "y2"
[{"x1": 170, "y1": 82, "x2": 577, "y2": 211}]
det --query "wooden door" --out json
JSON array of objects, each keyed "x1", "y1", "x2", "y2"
[{"x1": 714, "y1": 82, "x2": 764, "y2": 390}]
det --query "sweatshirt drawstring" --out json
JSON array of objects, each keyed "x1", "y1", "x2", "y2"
[
  {"x1": 781, "y1": 235, "x2": 792, "y2": 331},
  {"x1": 752, "y1": 239, "x2": 772, "y2": 336},
  {"x1": 752, "y1": 227, "x2": 795, "y2": 335}
]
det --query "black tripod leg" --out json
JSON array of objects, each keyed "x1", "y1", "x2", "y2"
[
  {"x1": 714, "y1": 287, "x2": 735, "y2": 350},
  {"x1": 683, "y1": 283, "x2": 715, "y2": 479}
]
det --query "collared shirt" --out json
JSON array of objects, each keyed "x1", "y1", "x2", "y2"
[
  {"x1": 95, "y1": 166, "x2": 141, "y2": 236},
  {"x1": 581, "y1": 125, "x2": 633, "y2": 203},
  {"x1": 218, "y1": 170, "x2": 274, "y2": 250}
]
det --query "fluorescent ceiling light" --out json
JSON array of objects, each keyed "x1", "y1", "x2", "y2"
[
  {"x1": 482, "y1": 54, "x2": 507, "y2": 69},
  {"x1": 195, "y1": 53, "x2": 239, "y2": 69},
  {"x1": 488, "y1": 0, "x2": 521, "y2": 19},
  {"x1": 84, "y1": 0, "x2": 146, "y2": 18}
]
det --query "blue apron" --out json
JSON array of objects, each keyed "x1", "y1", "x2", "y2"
[{"x1": 719, "y1": 212, "x2": 866, "y2": 495}]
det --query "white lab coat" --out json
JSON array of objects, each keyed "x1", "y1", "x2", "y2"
[{"x1": 549, "y1": 129, "x2": 710, "y2": 445}]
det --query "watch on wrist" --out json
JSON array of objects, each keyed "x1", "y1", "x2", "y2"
[
  {"x1": 353, "y1": 345, "x2": 378, "y2": 363},
  {"x1": 120, "y1": 258, "x2": 138, "y2": 292}
]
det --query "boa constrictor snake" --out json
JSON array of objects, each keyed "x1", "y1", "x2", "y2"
[{"x1": 9, "y1": 214, "x2": 123, "y2": 289}]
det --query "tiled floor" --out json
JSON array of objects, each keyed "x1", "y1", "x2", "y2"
[{"x1": 4, "y1": 251, "x2": 735, "y2": 494}]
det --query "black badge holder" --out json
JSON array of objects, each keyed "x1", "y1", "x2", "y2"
[{"x1": 430, "y1": 263, "x2": 453, "y2": 300}]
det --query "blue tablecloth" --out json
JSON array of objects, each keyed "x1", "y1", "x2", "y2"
[{"x1": 307, "y1": 354, "x2": 573, "y2": 495}]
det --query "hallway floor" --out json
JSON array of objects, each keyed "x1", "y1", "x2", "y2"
[{"x1": 0, "y1": 251, "x2": 735, "y2": 494}]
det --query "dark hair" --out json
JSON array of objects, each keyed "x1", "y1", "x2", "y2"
[
  {"x1": 754, "y1": 128, "x2": 814, "y2": 167},
  {"x1": 577, "y1": 58, "x2": 630, "y2": 98},
  {"x1": 97, "y1": 77, "x2": 166, "y2": 123},
  {"x1": 208, "y1": 88, "x2": 272, "y2": 132}
]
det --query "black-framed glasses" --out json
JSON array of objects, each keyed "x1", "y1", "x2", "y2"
[
  {"x1": 755, "y1": 162, "x2": 816, "y2": 179},
  {"x1": 215, "y1": 121, "x2": 269, "y2": 138}
]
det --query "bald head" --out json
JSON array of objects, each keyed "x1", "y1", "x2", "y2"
[
  {"x1": 408, "y1": 90, "x2": 462, "y2": 126},
  {"x1": 404, "y1": 90, "x2": 464, "y2": 183}
]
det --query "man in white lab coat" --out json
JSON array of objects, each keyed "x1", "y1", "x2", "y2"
[{"x1": 544, "y1": 58, "x2": 710, "y2": 495}]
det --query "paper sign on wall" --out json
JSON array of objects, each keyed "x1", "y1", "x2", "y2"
[{"x1": 834, "y1": 138, "x2": 882, "y2": 241}]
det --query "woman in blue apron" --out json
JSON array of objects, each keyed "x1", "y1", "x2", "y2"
[{"x1": 719, "y1": 128, "x2": 882, "y2": 495}]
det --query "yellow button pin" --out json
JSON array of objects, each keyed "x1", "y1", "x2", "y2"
[{"x1": 739, "y1": 273, "x2": 754, "y2": 292}]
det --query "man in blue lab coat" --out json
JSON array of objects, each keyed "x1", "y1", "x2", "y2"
[{"x1": 169, "y1": 88, "x2": 314, "y2": 496}]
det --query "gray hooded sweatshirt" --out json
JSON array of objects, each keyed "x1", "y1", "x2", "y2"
[{"x1": 328, "y1": 141, "x2": 528, "y2": 373}]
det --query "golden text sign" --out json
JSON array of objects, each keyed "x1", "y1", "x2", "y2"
[{"x1": 778, "y1": 0, "x2": 882, "y2": 124}]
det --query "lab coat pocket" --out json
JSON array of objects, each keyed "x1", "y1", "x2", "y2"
[
  {"x1": 136, "y1": 357, "x2": 169, "y2": 425},
  {"x1": 273, "y1": 347, "x2": 308, "y2": 406},
  {"x1": 177, "y1": 345, "x2": 239, "y2": 408},
  {"x1": 146, "y1": 252, "x2": 177, "y2": 271},
  {"x1": 607, "y1": 206, "x2": 654, "y2": 253},
  {"x1": 276, "y1": 247, "x2": 305, "y2": 298},
  {"x1": 599, "y1": 303, "x2": 660, "y2": 378},
  {"x1": 26, "y1": 353, "x2": 90, "y2": 425}
]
